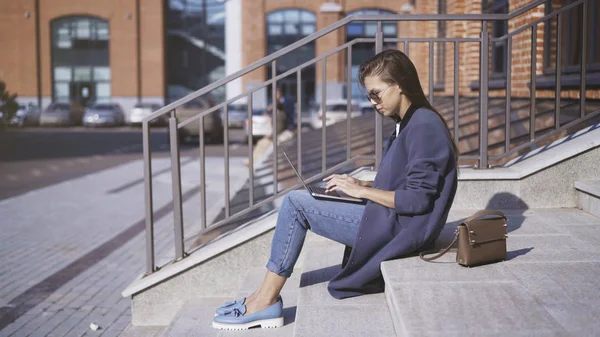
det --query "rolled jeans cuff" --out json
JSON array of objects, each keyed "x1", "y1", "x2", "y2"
[{"x1": 266, "y1": 259, "x2": 293, "y2": 278}]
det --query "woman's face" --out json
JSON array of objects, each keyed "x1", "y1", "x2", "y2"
[{"x1": 363, "y1": 75, "x2": 402, "y2": 118}]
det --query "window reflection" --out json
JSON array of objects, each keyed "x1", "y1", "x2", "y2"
[{"x1": 166, "y1": 0, "x2": 226, "y2": 103}]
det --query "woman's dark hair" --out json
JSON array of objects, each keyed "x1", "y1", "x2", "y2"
[{"x1": 358, "y1": 49, "x2": 460, "y2": 162}]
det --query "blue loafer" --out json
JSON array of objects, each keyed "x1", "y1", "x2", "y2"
[
  {"x1": 215, "y1": 295, "x2": 282, "y2": 316},
  {"x1": 215, "y1": 297, "x2": 246, "y2": 316},
  {"x1": 212, "y1": 298, "x2": 284, "y2": 330}
]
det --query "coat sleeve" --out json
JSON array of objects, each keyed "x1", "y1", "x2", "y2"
[{"x1": 394, "y1": 122, "x2": 452, "y2": 215}]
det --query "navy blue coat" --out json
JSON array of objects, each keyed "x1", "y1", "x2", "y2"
[{"x1": 328, "y1": 106, "x2": 458, "y2": 299}]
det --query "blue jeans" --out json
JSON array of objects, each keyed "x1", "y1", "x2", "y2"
[{"x1": 266, "y1": 190, "x2": 366, "y2": 278}]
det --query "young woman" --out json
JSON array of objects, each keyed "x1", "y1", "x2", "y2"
[{"x1": 212, "y1": 49, "x2": 459, "y2": 330}]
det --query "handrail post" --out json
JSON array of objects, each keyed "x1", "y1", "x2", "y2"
[
  {"x1": 580, "y1": 0, "x2": 587, "y2": 118},
  {"x1": 169, "y1": 112, "x2": 185, "y2": 260},
  {"x1": 142, "y1": 120, "x2": 155, "y2": 275},
  {"x1": 429, "y1": 41, "x2": 434, "y2": 103},
  {"x1": 223, "y1": 105, "x2": 230, "y2": 218},
  {"x1": 479, "y1": 21, "x2": 489, "y2": 169},
  {"x1": 530, "y1": 25, "x2": 537, "y2": 142},
  {"x1": 375, "y1": 21, "x2": 383, "y2": 167},
  {"x1": 555, "y1": 13, "x2": 562, "y2": 130},
  {"x1": 346, "y1": 45, "x2": 353, "y2": 161},
  {"x1": 322, "y1": 56, "x2": 327, "y2": 172},
  {"x1": 272, "y1": 61, "x2": 278, "y2": 194},
  {"x1": 199, "y1": 113, "x2": 206, "y2": 229},
  {"x1": 248, "y1": 94, "x2": 255, "y2": 207},
  {"x1": 505, "y1": 37, "x2": 512, "y2": 154},
  {"x1": 453, "y1": 42, "x2": 460, "y2": 146},
  {"x1": 297, "y1": 71, "x2": 303, "y2": 176}
]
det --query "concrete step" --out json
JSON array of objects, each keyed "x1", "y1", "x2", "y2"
[
  {"x1": 575, "y1": 180, "x2": 600, "y2": 218},
  {"x1": 119, "y1": 324, "x2": 165, "y2": 337},
  {"x1": 159, "y1": 297, "x2": 229, "y2": 336},
  {"x1": 381, "y1": 208, "x2": 600, "y2": 336},
  {"x1": 294, "y1": 241, "x2": 396, "y2": 337}
]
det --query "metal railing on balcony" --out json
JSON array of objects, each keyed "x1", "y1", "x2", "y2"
[{"x1": 140, "y1": 0, "x2": 597, "y2": 275}]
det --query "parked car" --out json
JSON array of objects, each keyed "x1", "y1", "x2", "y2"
[
  {"x1": 220, "y1": 103, "x2": 249, "y2": 128},
  {"x1": 129, "y1": 102, "x2": 165, "y2": 126},
  {"x1": 83, "y1": 103, "x2": 125, "y2": 127},
  {"x1": 40, "y1": 102, "x2": 84, "y2": 126},
  {"x1": 10, "y1": 103, "x2": 41, "y2": 127},
  {"x1": 176, "y1": 98, "x2": 223, "y2": 144},
  {"x1": 309, "y1": 99, "x2": 362, "y2": 129}
]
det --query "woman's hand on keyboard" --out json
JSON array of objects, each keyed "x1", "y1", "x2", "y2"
[{"x1": 323, "y1": 174, "x2": 365, "y2": 198}]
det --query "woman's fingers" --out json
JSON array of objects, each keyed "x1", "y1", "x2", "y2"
[{"x1": 322, "y1": 174, "x2": 337, "y2": 182}]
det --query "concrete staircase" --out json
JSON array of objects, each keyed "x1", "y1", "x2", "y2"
[
  {"x1": 120, "y1": 234, "x2": 397, "y2": 337},
  {"x1": 120, "y1": 207, "x2": 600, "y2": 336},
  {"x1": 381, "y1": 208, "x2": 600, "y2": 336},
  {"x1": 575, "y1": 180, "x2": 600, "y2": 218},
  {"x1": 119, "y1": 119, "x2": 600, "y2": 336},
  {"x1": 293, "y1": 241, "x2": 396, "y2": 337}
]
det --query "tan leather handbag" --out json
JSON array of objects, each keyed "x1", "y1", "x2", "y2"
[{"x1": 420, "y1": 210, "x2": 508, "y2": 267}]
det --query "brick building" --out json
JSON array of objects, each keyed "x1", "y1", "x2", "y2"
[{"x1": 0, "y1": 0, "x2": 597, "y2": 115}]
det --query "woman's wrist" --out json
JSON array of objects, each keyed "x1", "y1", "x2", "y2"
[
  {"x1": 359, "y1": 180, "x2": 373, "y2": 188},
  {"x1": 358, "y1": 186, "x2": 372, "y2": 199}
]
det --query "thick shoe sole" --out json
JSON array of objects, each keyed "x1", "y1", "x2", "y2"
[{"x1": 212, "y1": 317, "x2": 284, "y2": 330}]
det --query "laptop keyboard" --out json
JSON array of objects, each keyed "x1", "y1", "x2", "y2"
[{"x1": 310, "y1": 186, "x2": 341, "y2": 197}]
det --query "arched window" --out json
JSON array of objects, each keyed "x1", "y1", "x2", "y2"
[
  {"x1": 266, "y1": 9, "x2": 316, "y2": 107},
  {"x1": 51, "y1": 16, "x2": 110, "y2": 106},
  {"x1": 345, "y1": 9, "x2": 397, "y2": 102}
]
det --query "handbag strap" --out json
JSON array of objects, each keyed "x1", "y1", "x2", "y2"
[
  {"x1": 418, "y1": 210, "x2": 506, "y2": 262},
  {"x1": 419, "y1": 231, "x2": 458, "y2": 261}
]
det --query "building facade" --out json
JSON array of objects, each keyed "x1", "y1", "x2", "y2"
[{"x1": 0, "y1": 0, "x2": 597, "y2": 115}]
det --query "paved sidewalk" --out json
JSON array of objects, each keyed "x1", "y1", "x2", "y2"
[{"x1": 0, "y1": 156, "x2": 248, "y2": 337}]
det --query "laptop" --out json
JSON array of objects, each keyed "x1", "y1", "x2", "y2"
[{"x1": 282, "y1": 150, "x2": 364, "y2": 203}]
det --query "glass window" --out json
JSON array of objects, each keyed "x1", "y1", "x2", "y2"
[
  {"x1": 97, "y1": 22, "x2": 109, "y2": 40},
  {"x1": 345, "y1": 9, "x2": 397, "y2": 37},
  {"x1": 93, "y1": 67, "x2": 110, "y2": 80},
  {"x1": 74, "y1": 67, "x2": 92, "y2": 81},
  {"x1": 96, "y1": 83, "x2": 111, "y2": 97},
  {"x1": 266, "y1": 9, "x2": 316, "y2": 107},
  {"x1": 166, "y1": 0, "x2": 227, "y2": 103},
  {"x1": 364, "y1": 23, "x2": 378, "y2": 36},
  {"x1": 269, "y1": 11, "x2": 283, "y2": 23},
  {"x1": 347, "y1": 24, "x2": 363, "y2": 36},
  {"x1": 383, "y1": 24, "x2": 396, "y2": 36},
  {"x1": 76, "y1": 19, "x2": 91, "y2": 39},
  {"x1": 301, "y1": 24, "x2": 315, "y2": 35},
  {"x1": 482, "y1": 0, "x2": 508, "y2": 76},
  {"x1": 269, "y1": 25, "x2": 283, "y2": 35},
  {"x1": 54, "y1": 83, "x2": 69, "y2": 97},
  {"x1": 285, "y1": 23, "x2": 298, "y2": 35},
  {"x1": 346, "y1": 9, "x2": 398, "y2": 104},
  {"x1": 54, "y1": 67, "x2": 71, "y2": 81},
  {"x1": 52, "y1": 16, "x2": 110, "y2": 104},
  {"x1": 283, "y1": 10, "x2": 300, "y2": 22},
  {"x1": 57, "y1": 37, "x2": 72, "y2": 49},
  {"x1": 301, "y1": 11, "x2": 316, "y2": 23}
]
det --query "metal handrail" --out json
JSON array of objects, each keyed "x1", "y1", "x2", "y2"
[
  {"x1": 141, "y1": 0, "x2": 547, "y2": 124},
  {"x1": 176, "y1": 38, "x2": 374, "y2": 129},
  {"x1": 141, "y1": 0, "x2": 593, "y2": 275},
  {"x1": 492, "y1": 0, "x2": 586, "y2": 42}
]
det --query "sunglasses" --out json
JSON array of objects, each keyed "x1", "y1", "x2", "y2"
[{"x1": 365, "y1": 84, "x2": 392, "y2": 104}]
